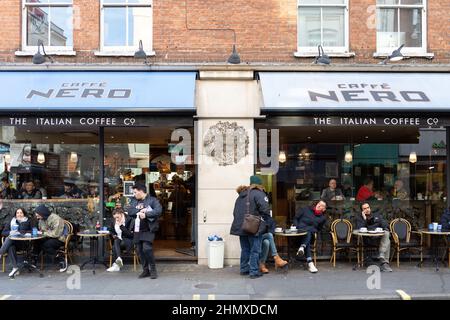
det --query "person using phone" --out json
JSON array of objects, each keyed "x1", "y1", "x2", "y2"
[{"x1": 107, "y1": 208, "x2": 133, "y2": 272}]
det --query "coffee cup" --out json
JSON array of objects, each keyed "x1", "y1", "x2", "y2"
[
  {"x1": 437, "y1": 225, "x2": 442, "y2": 232},
  {"x1": 360, "y1": 227, "x2": 368, "y2": 232},
  {"x1": 433, "y1": 222, "x2": 438, "y2": 231},
  {"x1": 375, "y1": 227, "x2": 383, "y2": 232},
  {"x1": 274, "y1": 227, "x2": 283, "y2": 233}
]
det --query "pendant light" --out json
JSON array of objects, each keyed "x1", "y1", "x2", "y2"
[
  {"x1": 37, "y1": 152, "x2": 45, "y2": 164},
  {"x1": 409, "y1": 152, "x2": 417, "y2": 163},
  {"x1": 344, "y1": 150, "x2": 353, "y2": 163},
  {"x1": 278, "y1": 151, "x2": 286, "y2": 163},
  {"x1": 70, "y1": 152, "x2": 78, "y2": 163}
]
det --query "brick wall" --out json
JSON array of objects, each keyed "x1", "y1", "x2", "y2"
[{"x1": 0, "y1": 0, "x2": 449, "y2": 64}]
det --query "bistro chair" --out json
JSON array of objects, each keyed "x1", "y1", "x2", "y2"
[
  {"x1": 108, "y1": 239, "x2": 140, "y2": 272},
  {"x1": 311, "y1": 233, "x2": 318, "y2": 266},
  {"x1": 330, "y1": 219, "x2": 359, "y2": 267},
  {"x1": 40, "y1": 220, "x2": 73, "y2": 271},
  {"x1": 389, "y1": 218, "x2": 423, "y2": 267}
]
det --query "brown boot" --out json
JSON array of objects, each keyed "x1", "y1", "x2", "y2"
[
  {"x1": 259, "y1": 262, "x2": 269, "y2": 274},
  {"x1": 274, "y1": 255, "x2": 288, "y2": 269}
]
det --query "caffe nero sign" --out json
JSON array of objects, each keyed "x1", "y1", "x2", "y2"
[
  {"x1": 0, "y1": 71, "x2": 196, "y2": 111},
  {"x1": 259, "y1": 72, "x2": 450, "y2": 111}
]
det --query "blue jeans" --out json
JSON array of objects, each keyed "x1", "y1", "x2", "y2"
[
  {"x1": 299, "y1": 231, "x2": 314, "y2": 262},
  {"x1": 260, "y1": 233, "x2": 278, "y2": 263},
  {"x1": 239, "y1": 234, "x2": 262, "y2": 276}
]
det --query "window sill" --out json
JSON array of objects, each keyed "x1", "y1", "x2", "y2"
[
  {"x1": 373, "y1": 52, "x2": 434, "y2": 59},
  {"x1": 15, "y1": 50, "x2": 77, "y2": 56},
  {"x1": 294, "y1": 51, "x2": 356, "y2": 58},
  {"x1": 94, "y1": 50, "x2": 156, "y2": 57}
]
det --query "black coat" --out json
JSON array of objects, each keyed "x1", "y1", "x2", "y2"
[
  {"x1": 2, "y1": 218, "x2": 34, "y2": 237},
  {"x1": 230, "y1": 185, "x2": 271, "y2": 236},
  {"x1": 125, "y1": 194, "x2": 163, "y2": 234},
  {"x1": 293, "y1": 206, "x2": 327, "y2": 233},
  {"x1": 440, "y1": 209, "x2": 450, "y2": 231},
  {"x1": 109, "y1": 215, "x2": 133, "y2": 239},
  {"x1": 355, "y1": 212, "x2": 389, "y2": 230}
]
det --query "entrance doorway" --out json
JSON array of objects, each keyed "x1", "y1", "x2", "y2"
[{"x1": 104, "y1": 126, "x2": 196, "y2": 260}]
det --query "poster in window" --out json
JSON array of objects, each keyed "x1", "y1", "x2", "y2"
[
  {"x1": 123, "y1": 181, "x2": 135, "y2": 197},
  {"x1": 384, "y1": 174, "x2": 394, "y2": 187},
  {"x1": 10, "y1": 144, "x2": 31, "y2": 168},
  {"x1": 325, "y1": 162, "x2": 338, "y2": 178}
]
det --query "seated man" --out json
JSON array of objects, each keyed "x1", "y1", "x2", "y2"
[
  {"x1": 356, "y1": 178, "x2": 382, "y2": 202},
  {"x1": 389, "y1": 180, "x2": 409, "y2": 200},
  {"x1": 321, "y1": 179, "x2": 345, "y2": 202},
  {"x1": 107, "y1": 208, "x2": 133, "y2": 272},
  {"x1": 33, "y1": 204, "x2": 67, "y2": 272},
  {"x1": 355, "y1": 202, "x2": 392, "y2": 272},
  {"x1": 293, "y1": 200, "x2": 328, "y2": 273}
]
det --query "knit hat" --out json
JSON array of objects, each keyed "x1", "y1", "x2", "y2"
[
  {"x1": 250, "y1": 175, "x2": 262, "y2": 186},
  {"x1": 35, "y1": 204, "x2": 51, "y2": 219}
]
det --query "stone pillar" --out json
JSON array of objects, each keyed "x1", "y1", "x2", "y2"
[{"x1": 195, "y1": 71, "x2": 261, "y2": 266}]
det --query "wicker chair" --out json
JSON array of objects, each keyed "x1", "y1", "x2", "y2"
[
  {"x1": 40, "y1": 220, "x2": 73, "y2": 271},
  {"x1": 330, "y1": 219, "x2": 359, "y2": 267},
  {"x1": 108, "y1": 238, "x2": 139, "y2": 271},
  {"x1": 390, "y1": 218, "x2": 423, "y2": 267}
]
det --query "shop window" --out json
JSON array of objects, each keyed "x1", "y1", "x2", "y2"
[
  {"x1": 297, "y1": 0, "x2": 349, "y2": 54},
  {"x1": 100, "y1": 0, "x2": 153, "y2": 55},
  {"x1": 22, "y1": 0, "x2": 74, "y2": 52},
  {"x1": 376, "y1": 0, "x2": 427, "y2": 55}
]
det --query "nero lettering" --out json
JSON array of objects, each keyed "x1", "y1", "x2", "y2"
[
  {"x1": 308, "y1": 90, "x2": 429, "y2": 103},
  {"x1": 27, "y1": 88, "x2": 131, "y2": 99}
]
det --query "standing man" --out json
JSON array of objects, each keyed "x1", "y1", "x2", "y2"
[
  {"x1": 355, "y1": 202, "x2": 393, "y2": 272},
  {"x1": 125, "y1": 183, "x2": 162, "y2": 279},
  {"x1": 230, "y1": 175, "x2": 270, "y2": 279}
]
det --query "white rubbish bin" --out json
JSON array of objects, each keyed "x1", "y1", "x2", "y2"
[{"x1": 207, "y1": 240, "x2": 225, "y2": 269}]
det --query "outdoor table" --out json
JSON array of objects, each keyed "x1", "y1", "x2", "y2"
[
  {"x1": 8, "y1": 234, "x2": 45, "y2": 278},
  {"x1": 77, "y1": 232, "x2": 110, "y2": 274},
  {"x1": 352, "y1": 230, "x2": 386, "y2": 270},
  {"x1": 419, "y1": 230, "x2": 450, "y2": 271},
  {"x1": 274, "y1": 230, "x2": 308, "y2": 268}
]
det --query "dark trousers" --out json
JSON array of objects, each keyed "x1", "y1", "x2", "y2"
[
  {"x1": 136, "y1": 241, "x2": 155, "y2": 271},
  {"x1": 239, "y1": 234, "x2": 262, "y2": 276},
  {"x1": 113, "y1": 238, "x2": 133, "y2": 260},
  {"x1": 33, "y1": 238, "x2": 64, "y2": 262},
  {"x1": 299, "y1": 231, "x2": 314, "y2": 262},
  {"x1": 0, "y1": 237, "x2": 19, "y2": 268}
]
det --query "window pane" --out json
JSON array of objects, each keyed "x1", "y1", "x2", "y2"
[
  {"x1": 128, "y1": 0, "x2": 152, "y2": 3},
  {"x1": 377, "y1": 0, "x2": 399, "y2": 4},
  {"x1": 321, "y1": 0, "x2": 345, "y2": 4},
  {"x1": 400, "y1": 0, "x2": 422, "y2": 4},
  {"x1": 104, "y1": 7, "x2": 127, "y2": 46},
  {"x1": 300, "y1": 0, "x2": 321, "y2": 4},
  {"x1": 50, "y1": 7, "x2": 73, "y2": 46},
  {"x1": 400, "y1": 8, "x2": 422, "y2": 47},
  {"x1": 103, "y1": 0, "x2": 126, "y2": 3},
  {"x1": 27, "y1": 6, "x2": 49, "y2": 46},
  {"x1": 26, "y1": 0, "x2": 72, "y2": 3},
  {"x1": 298, "y1": 7, "x2": 321, "y2": 47},
  {"x1": 128, "y1": 7, "x2": 152, "y2": 47},
  {"x1": 322, "y1": 8, "x2": 345, "y2": 47},
  {"x1": 377, "y1": 8, "x2": 399, "y2": 48}
]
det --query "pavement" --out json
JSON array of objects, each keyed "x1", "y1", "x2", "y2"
[{"x1": 2, "y1": 260, "x2": 450, "y2": 300}]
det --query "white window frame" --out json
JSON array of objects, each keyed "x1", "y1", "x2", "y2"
[
  {"x1": 20, "y1": 0, "x2": 74, "y2": 54},
  {"x1": 375, "y1": 0, "x2": 428, "y2": 57},
  {"x1": 99, "y1": 0, "x2": 154, "y2": 56},
  {"x1": 296, "y1": 0, "x2": 350, "y2": 56}
]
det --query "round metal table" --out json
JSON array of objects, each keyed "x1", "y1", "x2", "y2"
[
  {"x1": 8, "y1": 234, "x2": 46, "y2": 278},
  {"x1": 77, "y1": 232, "x2": 110, "y2": 274}
]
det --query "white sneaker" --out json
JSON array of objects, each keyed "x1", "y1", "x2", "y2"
[
  {"x1": 9, "y1": 267, "x2": 19, "y2": 277},
  {"x1": 115, "y1": 257, "x2": 123, "y2": 268},
  {"x1": 107, "y1": 263, "x2": 120, "y2": 272},
  {"x1": 296, "y1": 246, "x2": 305, "y2": 257},
  {"x1": 308, "y1": 262, "x2": 318, "y2": 273}
]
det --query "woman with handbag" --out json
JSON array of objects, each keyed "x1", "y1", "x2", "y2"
[{"x1": 230, "y1": 175, "x2": 271, "y2": 279}]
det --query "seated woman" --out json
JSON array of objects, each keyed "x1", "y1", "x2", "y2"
[
  {"x1": 259, "y1": 216, "x2": 287, "y2": 273},
  {"x1": 107, "y1": 208, "x2": 133, "y2": 272},
  {"x1": 0, "y1": 208, "x2": 34, "y2": 277}
]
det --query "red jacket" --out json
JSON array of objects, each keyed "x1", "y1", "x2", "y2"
[{"x1": 356, "y1": 185, "x2": 374, "y2": 202}]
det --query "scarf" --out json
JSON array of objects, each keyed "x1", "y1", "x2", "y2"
[
  {"x1": 313, "y1": 209, "x2": 323, "y2": 216},
  {"x1": 10, "y1": 216, "x2": 28, "y2": 232}
]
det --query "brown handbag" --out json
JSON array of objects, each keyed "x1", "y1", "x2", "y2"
[{"x1": 241, "y1": 189, "x2": 262, "y2": 234}]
